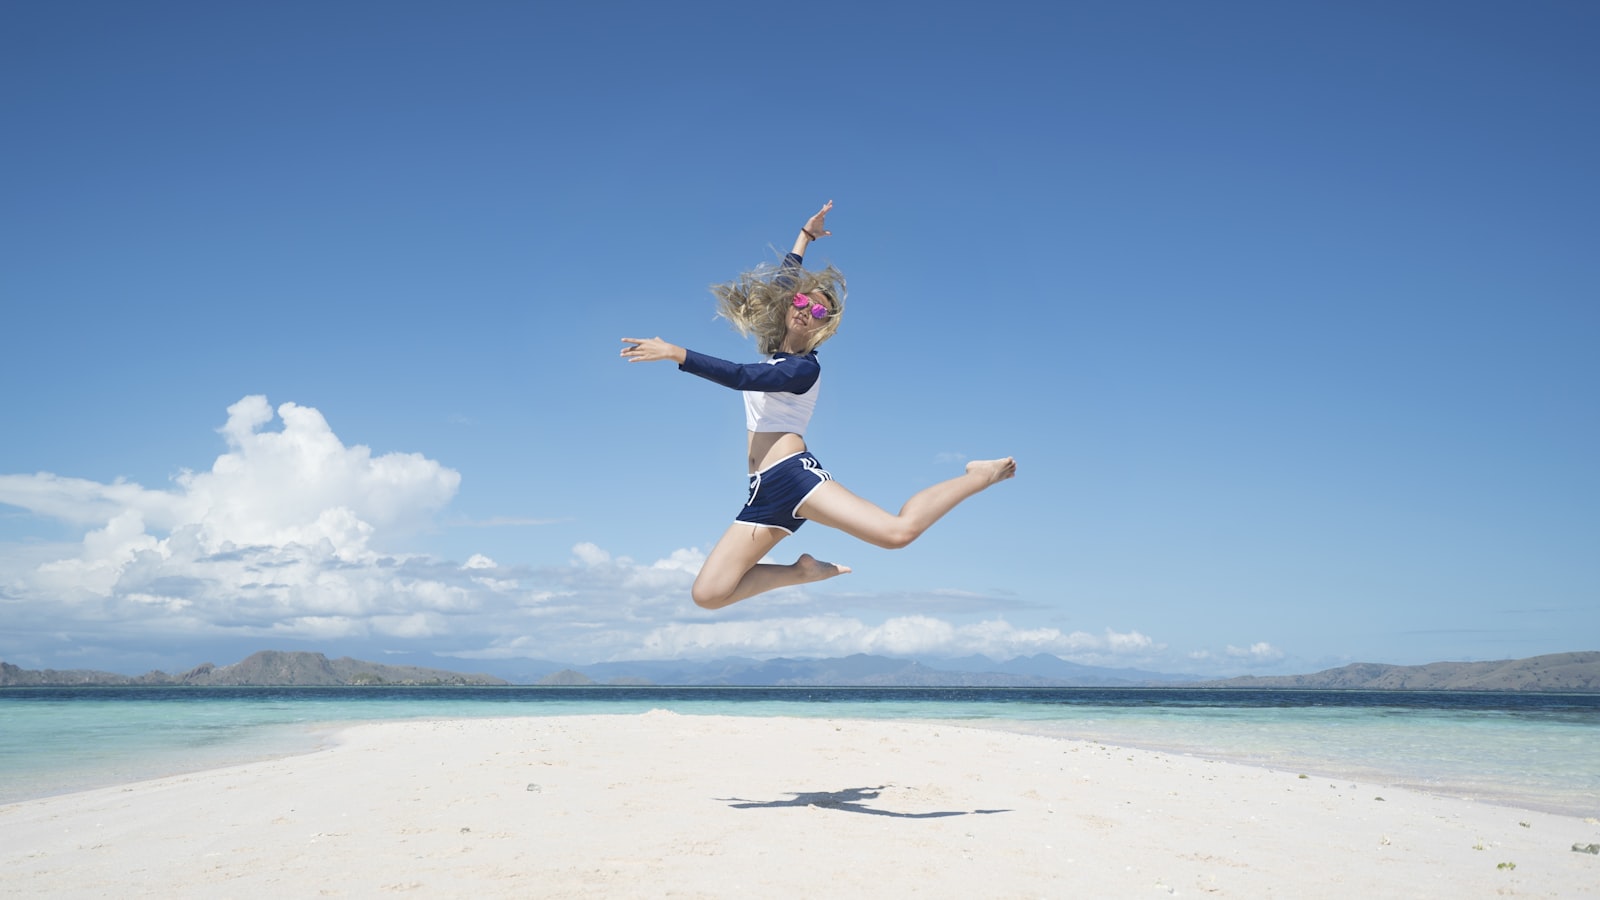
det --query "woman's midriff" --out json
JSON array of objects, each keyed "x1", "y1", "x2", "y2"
[{"x1": 748, "y1": 431, "x2": 807, "y2": 473}]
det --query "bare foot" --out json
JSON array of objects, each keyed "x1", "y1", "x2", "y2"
[
  {"x1": 967, "y1": 457, "x2": 1017, "y2": 486},
  {"x1": 794, "y1": 553, "x2": 851, "y2": 583}
]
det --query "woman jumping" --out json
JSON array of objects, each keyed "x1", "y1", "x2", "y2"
[{"x1": 621, "y1": 200, "x2": 1016, "y2": 609}]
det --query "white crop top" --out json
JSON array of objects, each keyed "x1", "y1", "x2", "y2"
[
  {"x1": 679, "y1": 348, "x2": 822, "y2": 436},
  {"x1": 744, "y1": 366, "x2": 820, "y2": 434}
]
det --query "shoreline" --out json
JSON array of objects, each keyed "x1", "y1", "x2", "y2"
[
  {"x1": 4, "y1": 712, "x2": 1597, "y2": 897},
  {"x1": 935, "y1": 717, "x2": 1598, "y2": 819}
]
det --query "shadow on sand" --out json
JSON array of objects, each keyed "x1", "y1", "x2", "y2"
[{"x1": 718, "y1": 785, "x2": 1009, "y2": 819}]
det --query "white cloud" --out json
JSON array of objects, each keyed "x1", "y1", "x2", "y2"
[
  {"x1": 616, "y1": 617, "x2": 1164, "y2": 663},
  {"x1": 1225, "y1": 642, "x2": 1286, "y2": 663},
  {"x1": 179, "y1": 396, "x2": 459, "y2": 557},
  {"x1": 1106, "y1": 629, "x2": 1155, "y2": 652},
  {"x1": 0, "y1": 397, "x2": 463, "y2": 628},
  {"x1": 1, "y1": 396, "x2": 458, "y2": 568},
  {"x1": 0, "y1": 473, "x2": 189, "y2": 529},
  {"x1": 570, "y1": 542, "x2": 612, "y2": 567}
]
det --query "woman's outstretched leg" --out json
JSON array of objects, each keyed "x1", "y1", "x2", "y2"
[
  {"x1": 691, "y1": 523, "x2": 851, "y2": 610},
  {"x1": 799, "y1": 457, "x2": 1016, "y2": 550}
]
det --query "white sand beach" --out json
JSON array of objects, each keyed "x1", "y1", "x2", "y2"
[{"x1": 3, "y1": 712, "x2": 1596, "y2": 898}]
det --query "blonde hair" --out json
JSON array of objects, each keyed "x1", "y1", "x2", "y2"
[{"x1": 710, "y1": 261, "x2": 847, "y2": 354}]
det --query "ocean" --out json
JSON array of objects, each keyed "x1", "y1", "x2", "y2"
[{"x1": 2, "y1": 686, "x2": 1596, "y2": 817}]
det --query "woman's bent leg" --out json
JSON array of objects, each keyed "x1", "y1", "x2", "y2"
[
  {"x1": 798, "y1": 457, "x2": 1016, "y2": 550},
  {"x1": 692, "y1": 523, "x2": 851, "y2": 610}
]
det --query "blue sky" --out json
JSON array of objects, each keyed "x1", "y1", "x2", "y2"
[{"x1": 2, "y1": 1, "x2": 1595, "y2": 678}]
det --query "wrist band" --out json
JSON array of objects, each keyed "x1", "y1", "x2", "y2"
[{"x1": 802, "y1": 227, "x2": 818, "y2": 241}]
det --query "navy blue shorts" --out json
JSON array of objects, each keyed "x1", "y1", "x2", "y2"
[{"x1": 736, "y1": 451, "x2": 833, "y2": 534}]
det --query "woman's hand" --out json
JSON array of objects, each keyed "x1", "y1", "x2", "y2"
[
  {"x1": 620, "y1": 336, "x2": 686, "y2": 364},
  {"x1": 803, "y1": 200, "x2": 833, "y2": 241},
  {"x1": 792, "y1": 199, "x2": 834, "y2": 255}
]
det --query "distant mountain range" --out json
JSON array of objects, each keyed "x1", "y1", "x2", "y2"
[
  {"x1": 547, "y1": 652, "x2": 1203, "y2": 687},
  {"x1": 0, "y1": 650, "x2": 507, "y2": 687},
  {"x1": 1197, "y1": 651, "x2": 1599, "y2": 692},
  {"x1": 2, "y1": 650, "x2": 1595, "y2": 691}
]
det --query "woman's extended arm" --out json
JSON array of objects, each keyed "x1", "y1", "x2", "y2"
[{"x1": 621, "y1": 338, "x2": 819, "y2": 393}]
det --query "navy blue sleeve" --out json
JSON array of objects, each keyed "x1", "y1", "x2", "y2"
[
  {"x1": 774, "y1": 251, "x2": 804, "y2": 289},
  {"x1": 679, "y1": 349, "x2": 820, "y2": 393}
]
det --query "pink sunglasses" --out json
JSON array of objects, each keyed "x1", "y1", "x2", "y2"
[{"x1": 793, "y1": 293, "x2": 831, "y2": 319}]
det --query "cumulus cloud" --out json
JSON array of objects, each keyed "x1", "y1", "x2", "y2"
[
  {"x1": 0, "y1": 397, "x2": 464, "y2": 636},
  {"x1": 1, "y1": 396, "x2": 459, "y2": 563},
  {"x1": 191, "y1": 396, "x2": 459, "y2": 554}
]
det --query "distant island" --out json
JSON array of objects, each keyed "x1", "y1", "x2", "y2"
[
  {"x1": 1196, "y1": 650, "x2": 1598, "y2": 692},
  {"x1": 1, "y1": 649, "x2": 1595, "y2": 691}
]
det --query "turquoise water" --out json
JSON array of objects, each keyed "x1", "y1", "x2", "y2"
[{"x1": 2, "y1": 687, "x2": 1596, "y2": 816}]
